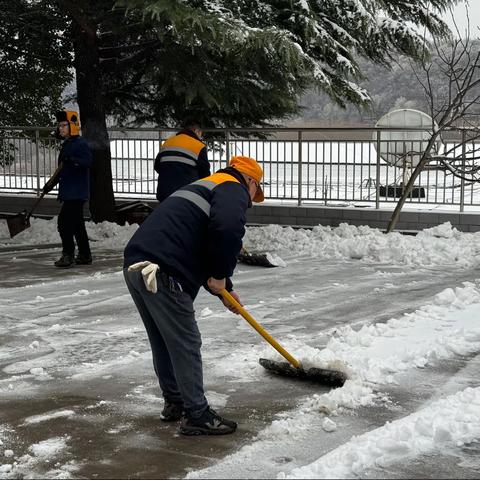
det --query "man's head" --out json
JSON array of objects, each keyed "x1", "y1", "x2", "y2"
[
  {"x1": 229, "y1": 156, "x2": 264, "y2": 203},
  {"x1": 55, "y1": 110, "x2": 80, "y2": 138},
  {"x1": 182, "y1": 117, "x2": 203, "y2": 139}
]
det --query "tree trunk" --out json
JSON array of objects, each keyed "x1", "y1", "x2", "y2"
[
  {"x1": 72, "y1": 22, "x2": 115, "y2": 222},
  {"x1": 386, "y1": 156, "x2": 429, "y2": 233}
]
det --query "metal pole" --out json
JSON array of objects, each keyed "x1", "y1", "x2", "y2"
[
  {"x1": 298, "y1": 131, "x2": 303, "y2": 206},
  {"x1": 35, "y1": 129, "x2": 40, "y2": 196},
  {"x1": 460, "y1": 129, "x2": 466, "y2": 212},
  {"x1": 376, "y1": 130, "x2": 381, "y2": 209},
  {"x1": 226, "y1": 129, "x2": 230, "y2": 168}
]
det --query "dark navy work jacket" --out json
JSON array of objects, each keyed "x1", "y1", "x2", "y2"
[
  {"x1": 57, "y1": 136, "x2": 92, "y2": 201},
  {"x1": 124, "y1": 168, "x2": 251, "y2": 299},
  {"x1": 154, "y1": 129, "x2": 210, "y2": 202}
]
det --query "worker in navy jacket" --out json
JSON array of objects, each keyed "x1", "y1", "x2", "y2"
[
  {"x1": 43, "y1": 110, "x2": 93, "y2": 268},
  {"x1": 154, "y1": 118, "x2": 211, "y2": 202},
  {"x1": 123, "y1": 156, "x2": 264, "y2": 436}
]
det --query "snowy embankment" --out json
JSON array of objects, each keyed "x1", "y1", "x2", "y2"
[
  {"x1": 0, "y1": 217, "x2": 138, "y2": 250},
  {"x1": 187, "y1": 281, "x2": 480, "y2": 479},
  {"x1": 1, "y1": 216, "x2": 480, "y2": 269},
  {"x1": 244, "y1": 222, "x2": 480, "y2": 268}
]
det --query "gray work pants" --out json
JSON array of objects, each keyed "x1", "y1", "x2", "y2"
[{"x1": 123, "y1": 268, "x2": 208, "y2": 419}]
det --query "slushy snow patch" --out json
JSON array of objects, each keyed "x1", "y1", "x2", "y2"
[{"x1": 23, "y1": 410, "x2": 75, "y2": 425}]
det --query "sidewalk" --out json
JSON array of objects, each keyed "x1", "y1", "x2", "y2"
[{"x1": 1, "y1": 244, "x2": 479, "y2": 478}]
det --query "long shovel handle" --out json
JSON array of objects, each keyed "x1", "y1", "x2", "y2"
[
  {"x1": 220, "y1": 289, "x2": 301, "y2": 369},
  {"x1": 26, "y1": 192, "x2": 47, "y2": 221},
  {"x1": 28, "y1": 163, "x2": 64, "y2": 220}
]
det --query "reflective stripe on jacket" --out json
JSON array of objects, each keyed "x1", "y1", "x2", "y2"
[
  {"x1": 124, "y1": 168, "x2": 250, "y2": 299},
  {"x1": 154, "y1": 130, "x2": 211, "y2": 202}
]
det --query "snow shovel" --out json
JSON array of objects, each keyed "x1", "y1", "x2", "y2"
[
  {"x1": 237, "y1": 247, "x2": 279, "y2": 268},
  {"x1": 220, "y1": 289, "x2": 347, "y2": 387},
  {"x1": 7, "y1": 164, "x2": 63, "y2": 238}
]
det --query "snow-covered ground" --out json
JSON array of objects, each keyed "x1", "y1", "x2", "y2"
[{"x1": 0, "y1": 219, "x2": 479, "y2": 478}]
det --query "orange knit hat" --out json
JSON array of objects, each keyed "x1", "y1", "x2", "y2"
[{"x1": 229, "y1": 156, "x2": 264, "y2": 203}]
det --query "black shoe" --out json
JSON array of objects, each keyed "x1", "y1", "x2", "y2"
[
  {"x1": 180, "y1": 407, "x2": 237, "y2": 436},
  {"x1": 54, "y1": 254, "x2": 74, "y2": 268},
  {"x1": 75, "y1": 253, "x2": 92, "y2": 265},
  {"x1": 161, "y1": 402, "x2": 184, "y2": 422}
]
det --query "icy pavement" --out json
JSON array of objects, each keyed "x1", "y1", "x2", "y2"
[{"x1": 0, "y1": 221, "x2": 480, "y2": 478}]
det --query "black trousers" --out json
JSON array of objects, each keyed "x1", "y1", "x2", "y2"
[{"x1": 57, "y1": 200, "x2": 91, "y2": 256}]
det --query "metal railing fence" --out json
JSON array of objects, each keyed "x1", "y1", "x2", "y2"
[{"x1": 0, "y1": 126, "x2": 478, "y2": 211}]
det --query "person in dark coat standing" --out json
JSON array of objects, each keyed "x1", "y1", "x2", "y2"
[
  {"x1": 154, "y1": 118, "x2": 211, "y2": 202},
  {"x1": 123, "y1": 156, "x2": 264, "y2": 436},
  {"x1": 43, "y1": 110, "x2": 93, "y2": 268}
]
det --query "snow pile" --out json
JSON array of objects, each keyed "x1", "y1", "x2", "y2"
[
  {"x1": 2, "y1": 218, "x2": 480, "y2": 269},
  {"x1": 0, "y1": 217, "x2": 138, "y2": 249},
  {"x1": 265, "y1": 281, "x2": 480, "y2": 388},
  {"x1": 244, "y1": 222, "x2": 480, "y2": 267},
  {"x1": 283, "y1": 387, "x2": 480, "y2": 479}
]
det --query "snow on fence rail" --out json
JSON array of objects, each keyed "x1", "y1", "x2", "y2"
[{"x1": 0, "y1": 126, "x2": 479, "y2": 210}]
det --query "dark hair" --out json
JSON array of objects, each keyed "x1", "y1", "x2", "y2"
[{"x1": 182, "y1": 117, "x2": 202, "y2": 131}]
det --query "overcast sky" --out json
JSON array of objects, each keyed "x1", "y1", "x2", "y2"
[{"x1": 447, "y1": 1, "x2": 480, "y2": 35}]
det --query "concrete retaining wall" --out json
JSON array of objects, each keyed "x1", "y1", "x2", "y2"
[
  {"x1": 2, "y1": 194, "x2": 480, "y2": 233},
  {"x1": 246, "y1": 204, "x2": 480, "y2": 233}
]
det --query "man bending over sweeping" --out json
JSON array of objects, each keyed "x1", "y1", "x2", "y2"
[
  {"x1": 43, "y1": 110, "x2": 93, "y2": 268},
  {"x1": 123, "y1": 156, "x2": 264, "y2": 436}
]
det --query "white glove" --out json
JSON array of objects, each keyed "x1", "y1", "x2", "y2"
[{"x1": 128, "y1": 261, "x2": 159, "y2": 293}]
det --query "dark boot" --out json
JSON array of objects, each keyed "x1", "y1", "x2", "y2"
[
  {"x1": 75, "y1": 253, "x2": 92, "y2": 265},
  {"x1": 54, "y1": 253, "x2": 74, "y2": 268},
  {"x1": 180, "y1": 407, "x2": 237, "y2": 435},
  {"x1": 161, "y1": 402, "x2": 184, "y2": 422}
]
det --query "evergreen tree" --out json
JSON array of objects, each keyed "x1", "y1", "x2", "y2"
[
  {"x1": 0, "y1": 1, "x2": 71, "y2": 166},
  {"x1": 0, "y1": 0, "x2": 459, "y2": 220}
]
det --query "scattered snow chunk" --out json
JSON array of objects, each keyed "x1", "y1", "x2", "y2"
[
  {"x1": 73, "y1": 289, "x2": 90, "y2": 296},
  {"x1": 200, "y1": 307, "x2": 213, "y2": 317},
  {"x1": 321, "y1": 417, "x2": 337, "y2": 432},
  {"x1": 29, "y1": 436, "x2": 69, "y2": 458}
]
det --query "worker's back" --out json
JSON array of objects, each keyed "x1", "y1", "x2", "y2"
[{"x1": 154, "y1": 129, "x2": 210, "y2": 202}]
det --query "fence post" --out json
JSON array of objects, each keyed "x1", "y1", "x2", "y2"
[
  {"x1": 226, "y1": 129, "x2": 230, "y2": 168},
  {"x1": 375, "y1": 130, "x2": 381, "y2": 210},
  {"x1": 35, "y1": 128, "x2": 40, "y2": 196},
  {"x1": 460, "y1": 129, "x2": 466, "y2": 212},
  {"x1": 298, "y1": 131, "x2": 303, "y2": 206}
]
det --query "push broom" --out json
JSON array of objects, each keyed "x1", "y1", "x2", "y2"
[{"x1": 220, "y1": 289, "x2": 347, "y2": 387}]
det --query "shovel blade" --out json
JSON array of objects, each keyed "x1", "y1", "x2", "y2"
[
  {"x1": 7, "y1": 212, "x2": 30, "y2": 238},
  {"x1": 238, "y1": 251, "x2": 277, "y2": 268},
  {"x1": 259, "y1": 358, "x2": 347, "y2": 387}
]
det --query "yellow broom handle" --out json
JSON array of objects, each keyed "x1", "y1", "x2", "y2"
[{"x1": 220, "y1": 289, "x2": 301, "y2": 369}]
